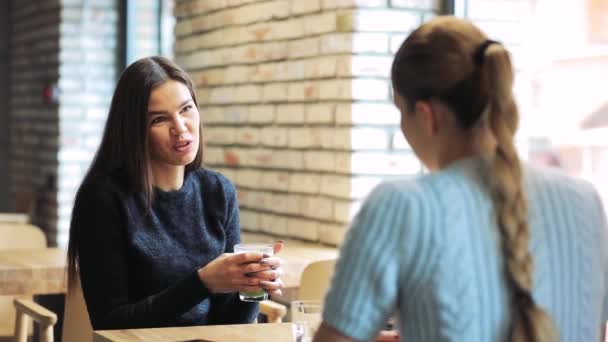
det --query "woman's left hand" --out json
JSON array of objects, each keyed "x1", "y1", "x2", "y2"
[{"x1": 252, "y1": 241, "x2": 285, "y2": 297}]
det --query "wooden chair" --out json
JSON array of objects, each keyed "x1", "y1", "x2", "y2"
[
  {"x1": 0, "y1": 213, "x2": 29, "y2": 224},
  {"x1": 13, "y1": 298, "x2": 57, "y2": 342},
  {"x1": 259, "y1": 257, "x2": 337, "y2": 323},
  {"x1": 0, "y1": 223, "x2": 47, "y2": 341},
  {"x1": 13, "y1": 274, "x2": 92, "y2": 342}
]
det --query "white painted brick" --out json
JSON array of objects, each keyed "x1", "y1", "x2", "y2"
[
  {"x1": 352, "y1": 177, "x2": 382, "y2": 198},
  {"x1": 261, "y1": 127, "x2": 288, "y2": 147},
  {"x1": 268, "y1": 19, "x2": 305, "y2": 40},
  {"x1": 390, "y1": 34, "x2": 407, "y2": 53},
  {"x1": 206, "y1": 127, "x2": 236, "y2": 145},
  {"x1": 267, "y1": 192, "x2": 290, "y2": 213},
  {"x1": 352, "y1": 79, "x2": 389, "y2": 100},
  {"x1": 320, "y1": 127, "x2": 351, "y2": 150},
  {"x1": 235, "y1": 127, "x2": 261, "y2": 145},
  {"x1": 322, "y1": 0, "x2": 387, "y2": 9},
  {"x1": 287, "y1": 218, "x2": 319, "y2": 241},
  {"x1": 248, "y1": 105, "x2": 275, "y2": 123},
  {"x1": 271, "y1": 150, "x2": 305, "y2": 169},
  {"x1": 262, "y1": 83, "x2": 288, "y2": 102},
  {"x1": 288, "y1": 173, "x2": 321, "y2": 194},
  {"x1": 300, "y1": 196, "x2": 333, "y2": 220},
  {"x1": 321, "y1": 33, "x2": 389, "y2": 54},
  {"x1": 245, "y1": 148, "x2": 274, "y2": 167},
  {"x1": 392, "y1": 131, "x2": 410, "y2": 149},
  {"x1": 261, "y1": 171, "x2": 289, "y2": 191},
  {"x1": 334, "y1": 152, "x2": 353, "y2": 173},
  {"x1": 351, "y1": 152, "x2": 421, "y2": 175},
  {"x1": 333, "y1": 200, "x2": 362, "y2": 223},
  {"x1": 346, "y1": 10, "x2": 420, "y2": 32},
  {"x1": 287, "y1": 81, "x2": 320, "y2": 101},
  {"x1": 351, "y1": 128, "x2": 389, "y2": 150},
  {"x1": 320, "y1": 174, "x2": 351, "y2": 198},
  {"x1": 467, "y1": 0, "x2": 530, "y2": 21},
  {"x1": 291, "y1": 0, "x2": 321, "y2": 15},
  {"x1": 192, "y1": 69, "x2": 225, "y2": 86},
  {"x1": 304, "y1": 13, "x2": 337, "y2": 35},
  {"x1": 287, "y1": 194, "x2": 303, "y2": 215},
  {"x1": 235, "y1": 85, "x2": 263, "y2": 103},
  {"x1": 318, "y1": 80, "x2": 351, "y2": 100},
  {"x1": 336, "y1": 103, "x2": 400, "y2": 125},
  {"x1": 223, "y1": 106, "x2": 249, "y2": 123},
  {"x1": 349, "y1": 55, "x2": 393, "y2": 77},
  {"x1": 319, "y1": 223, "x2": 347, "y2": 246},
  {"x1": 235, "y1": 169, "x2": 262, "y2": 188},
  {"x1": 225, "y1": 65, "x2": 252, "y2": 84},
  {"x1": 288, "y1": 37, "x2": 320, "y2": 58},
  {"x1": 276, "y1": 104, "x2": 305, "y2": 123},
  {"x1": 305, "y1": 103, "x2": 335, "y2": 123},
  {"x1": 288, "y1": 128, "x2": 322, "y2": 148},
  {"x1": 207, "y1": 86, "x2": 235, "y2": 104},
  {"x1": 391, "y1": 0, "x2": 441, "y2": 10},
  {"x1": 174, "y1": 0, "x2": 227, "y2": 18},
  {"x1": 241, "y1": 209, "x2": 261, "y2": 232},
  {"x1": 304, "y1": 151, "x2": 335, "y2": 171},
  {"x1": 260, "y1": 213, "x2": 289, "y2": 236},
  {"x1": 202, "y1": 107, "x2": 224, "y2": 124},
  {"x1": 251, "y1": 62, "x2": 288, "y2": 82}
]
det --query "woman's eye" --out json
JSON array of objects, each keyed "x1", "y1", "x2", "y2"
[
  {"x1": 150, "y1": 116, "x2": 165, "y2": 125},
  {"x1": 181, "y1": 105, "x2": 192, "y2": 113}
]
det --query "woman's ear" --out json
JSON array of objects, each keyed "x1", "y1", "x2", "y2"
[{"x1": 414, "y1": 100, "x2": 439, "y2": 136}]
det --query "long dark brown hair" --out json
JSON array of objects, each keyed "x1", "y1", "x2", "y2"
[
  {"x1": 391, "y1": 17, "x2": 557, "y2": 341},
  {"x1": 66, "y1": 56, "x2": 204, "y2": 288}
]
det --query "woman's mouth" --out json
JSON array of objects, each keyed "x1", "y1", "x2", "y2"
[{"x1": 174, "y1": 140, "x2": 193, "y2": 152}]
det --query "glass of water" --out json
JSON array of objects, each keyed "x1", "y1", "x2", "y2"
[
  {"x1": 291, "y1": 300, "x2": 323, "y2": 342},
  {"x1": 234, "y1": 243, "x2": 274, "y2": 302}
]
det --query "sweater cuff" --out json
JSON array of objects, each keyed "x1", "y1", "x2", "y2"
[{"x1": 184, "y1": 270, "x2": 211, "y2": 301}]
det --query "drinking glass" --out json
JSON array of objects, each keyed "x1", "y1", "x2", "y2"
[
  {"x1": 291, "y1": 300, "x2": 323, "y2": 342},
  {"x1": 234, "y1": 243, "x2": 274, "y2": 302}
]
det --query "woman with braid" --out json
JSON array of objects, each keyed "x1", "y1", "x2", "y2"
[{"x1": 314, "y1": 17, "x2": 608, "y2": 342}]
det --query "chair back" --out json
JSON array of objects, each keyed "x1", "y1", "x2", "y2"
[
  {"x1": 62, "y1": 276, "x2": 92, "y2": 342},
  {"x1": 0, "y1": 223, "x2": 47, "y2": 337},
  {"x1": 297, "y1": 258, "x2": 337, "y2": 301}
]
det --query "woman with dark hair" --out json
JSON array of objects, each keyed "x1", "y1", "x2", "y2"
[
  {"x1": 66, "y1": 56, "x2": 283, "y2": 329},
  {"x1": 314, "y1": 17, "x2": 608, "y2": 342}
]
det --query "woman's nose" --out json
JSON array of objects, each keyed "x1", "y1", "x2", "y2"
[{"x1": 171, "y1": 117, "x2": 188, "y2": 134}]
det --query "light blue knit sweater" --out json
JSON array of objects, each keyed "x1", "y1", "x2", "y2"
[{"x1": 323, "y1": 156, "x2": 608, "y2": 342}]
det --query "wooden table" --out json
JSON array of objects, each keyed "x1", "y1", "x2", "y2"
[
  {"x1": 93, "y1": 323, "x2": 295, "y2": 342},
  {"x1": 0, "y1": 236, "x2": 338, "y2": 301},
  {"x1": 0, "y1": 248, "x2": 66, "y2": 295}
]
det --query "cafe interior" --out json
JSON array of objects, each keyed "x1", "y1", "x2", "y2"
[{"x1": 1, "y1": 0, "x2": 608, "y2": 341}]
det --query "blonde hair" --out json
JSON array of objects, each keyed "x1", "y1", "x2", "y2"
[{"x1": 391, "y1": 16, "x2": 557, "y2": 341}]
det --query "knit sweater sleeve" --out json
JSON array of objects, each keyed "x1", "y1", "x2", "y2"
[
  {"x1": 75, "y1": 179, "x2": 211, "y2": 330},
  {"x1": 207, "y1": 174, "x2": 259, "y2": 324}
]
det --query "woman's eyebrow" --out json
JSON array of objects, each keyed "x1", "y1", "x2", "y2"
[{"x1": 147, "y1": 99, "x2": 192, "y2": 116}]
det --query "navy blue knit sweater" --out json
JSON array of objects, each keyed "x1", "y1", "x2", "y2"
[{"x1": 73, "y1": 168, "x2": 258, "y2": 330}]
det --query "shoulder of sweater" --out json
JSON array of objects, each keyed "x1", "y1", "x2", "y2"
[
  {"x1": 191, "y1": 168, "x2": 234, "y2": 188},
  {"x1": 524, "y1": 163, "x2": 599, "y2": 199},
  {"x1": 190, "y1": 168, "x2": 237, "y2": 199}
]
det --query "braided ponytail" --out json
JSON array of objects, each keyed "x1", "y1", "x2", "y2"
[{"x1": 481, "y1": 44, "x2": 558, "y2": 342}]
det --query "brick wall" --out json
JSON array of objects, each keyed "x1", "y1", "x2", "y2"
[
  {"x1": 9, "y1": 0, "x2": 62, "y2": 242},
  {"x1": 0, "y1": 1, "x2": 10, "y2": 211},
  {"x1": 55, "y1": 0, "x2": 119, "y2": 247},
  {"x1": 174, "y1": 0, "x2": 440, "y2": 245}
]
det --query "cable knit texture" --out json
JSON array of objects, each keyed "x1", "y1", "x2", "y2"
[
  {"x1": 323, "y1": 156, "x2": 608, "y2": 342},
  {"x1": 74, "y1": 168, "x2": 258, "y2": 330}
]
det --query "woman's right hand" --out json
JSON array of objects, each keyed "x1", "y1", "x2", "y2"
[{"x1": 197, "y1": 252, "x2": 272, "y2": 294}]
